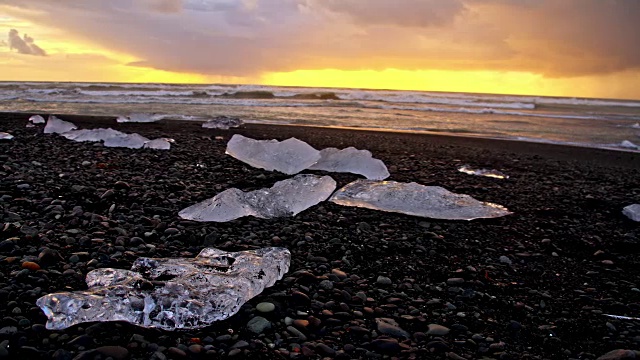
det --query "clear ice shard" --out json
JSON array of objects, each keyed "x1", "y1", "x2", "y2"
[
  {"x1": 622, "y1": 204, "x2": 640, "y2": 221},
  {"x1": 179, "y1": 174, "x2": 336, "y2": 222},
  {"x1": 620, "y1": 140, "x2": 639, "y2": 150},
  {"x1": 44, "y1": 115, "x2": 77, "y2": 134},
  {"x1": 62, "y1": 128, "x2": 124, "y2": 142},
  {"x1": 202, "y1": 115, "x2": 243, "y2": 129},
  {"x1": 0, "y1": 132, "x2": 14, "y2": 140},
  {"x1": 226, "y1": 134, "x2": 321, "y2": 175},
  {"x1": 308, "y1": 147, "x2": 390, "y2": 180},
  {"x1": 329, "y1": 180, "x2": 512, "y2": 220},
  {"x1": 458, "y1": 165, "x2": 509, "y2": 179},
  {"x1": 29, "y1": 115, "x2": 45, "y2": 124},
  {"x1": 116, "y1": 113, "x2": 163, "y2": 123},
  {"x1": 144, "y1": 138, "x2": 173, "y2": 150},
  {"x1": 36, "y1": 247, "x2": 291, "y2": 330}
]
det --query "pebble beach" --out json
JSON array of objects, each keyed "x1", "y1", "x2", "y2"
[{"x1": 1, "y1": 112, "x2": 640, "y2": 359}]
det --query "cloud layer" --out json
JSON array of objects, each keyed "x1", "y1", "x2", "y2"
[
  {"x1": 8, "y1": 28, "x2": 46, "y2": 56},
  {"x1": 1, "y1": 0, "x2": 639, "y2": 77}
]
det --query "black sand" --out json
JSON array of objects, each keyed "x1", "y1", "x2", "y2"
[{"x1": 1, "y1": 112, "x2": 639, "y2": 359}]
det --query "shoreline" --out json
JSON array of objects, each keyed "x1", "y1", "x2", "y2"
[{"x1": 2, "y1": 111, "x2": 640, "y2": 170}]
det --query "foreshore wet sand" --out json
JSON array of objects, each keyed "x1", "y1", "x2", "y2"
[{"x1": 1, "y1": 112, "x2": 639, "y2": 359}]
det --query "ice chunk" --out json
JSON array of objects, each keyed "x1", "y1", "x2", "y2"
[
  {"x1": 103, "y1": 133, "x2": 150, "y2": 149},
  {"x1": 226, "y1": 134, "x2": 321, "y2": 175},
  {"x1": 620, "y1": 140, "x2": 639, "y2": 150},
  {"x1": 330, "y1": 180, "x2": 512, "y2": 220},
  {"x1": 29, "y1": 115, "x2": 45, "y2": 124},
  {"x1": 458, "y1": 165, "x2": 509, "y2": 179},
  {"x1": 0, "y1": 132, "x2": 14, "y2": 140},
  {"x1": 62, "y1": 128, "x2": 124, "y2": 142},
  {"x1": 202, "y1": 115, "x2": 243, "y2": 129},
  {"x1": 116, "y1": 113, "x2": 163, "y2": 123},
  {"x1": 623, "y1": 204, "x2": 640, "y2": 221},
  {"x1": 308, "y1": 147, "x2": 390, "y2": 180},
  {"x1": 44, "y1": 115, "x2": 77, "y2": 134},
  {"x1": 179, "y1": 174, "x2": 336, "y2": 222},
  {"x1": 36, "y1": 247, "x2": 290, "y2": 330},
  {"x1": 144, "y1": 138, "x2": 173, "y2": 150}
]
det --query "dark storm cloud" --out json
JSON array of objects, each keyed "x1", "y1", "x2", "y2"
[
  {"x1": 8, "y1": 28, "x2": 46, "y2": 56},
  {"x1": 2, "y1": 0, "x2": 639, "y2": 77}
]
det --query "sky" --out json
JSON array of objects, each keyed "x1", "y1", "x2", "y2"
[{"x1": 1, "y1": 0, "x2": 639, "y2": 99}]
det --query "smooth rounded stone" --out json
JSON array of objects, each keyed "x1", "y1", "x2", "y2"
[
  {"x1": 228, "y1": 349, "x2": 242, "y2": 357},
  {"x1": 291, "y1": 291, "x2": 310, "y2": 304},
  {"x1": 446, "y1": 278, "x2": 465, "y2": 285},
  {"x1": 168, "y1": 347, "x2": 187, "y2": 358},
  {"x1": 316, "y1": 343, "x2": 336, "y2": 356},
  {"x1": 427, "y1": 324, "x2": 450, "y2": 336},
  {"x1": 287, "y1": 325, "x2": 308, "y2": 341},
  {"x1": 247, "y1": 316, "x2": 271, "y2": 334},
  {"x1": 231, "y1": 340, "x2": 249, "y2": 349},
  {"x1": 376, "y1": 276, "x2": 392, "y2": 285},
  {"x1": 596, "y1": 349, "x2": 639, "y2": 360},
  {"x1": 96, "y1": 346, "x2": 129, "y2": 360},
  {"x1": 499, "y1": 256, "x2": 512, "y2": 264},
  {"x1": 256, "y1": 302, "x2": 275, "y2": 313},
  {"x1": 319, "y1": 280, "x2": 334, "y2": 290},
  {"x1": 376, "y1": 318, "x2": 410, "y2": 338},
  {"x1": 188, "y1": 344, "x2": 203, "y2": 354},
  {"x1": 371, "y1": 338, "x2": 400, "y2": 352},
  {"x1": 331, "y1": 269, "x2": 347, "y2": 279}
]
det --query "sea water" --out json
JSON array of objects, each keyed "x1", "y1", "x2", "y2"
[{"x1": 1, "y1": 81, "x2": 639, "y2": 151}]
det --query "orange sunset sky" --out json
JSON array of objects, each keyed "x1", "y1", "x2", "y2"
[{"x1": 1, "y1": 0, "x2": 639, "y2": 99}]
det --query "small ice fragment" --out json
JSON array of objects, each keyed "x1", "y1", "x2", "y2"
[
  {"x1": 603, "y1": 314, "x2": 640, "y2": 321},
  {"x1": 103, "y1": 133, "x2": 150, "y2": 149},
  {"x1": 458, "y1": 165, "x2": 509, "y2": 179},
  {"x1": 622, "y1": 204, "x2": 640, "y2": 221},
  {"x1": 36, "y1": 247, "x2": 291, "y2": 330},
  {"x1": 202, "y1": 115, "x2": 243, "y2": 129},
  {"x1": 179, "y1": 174, "x2": 336, "y2": 222},
  {"x1": 44, "y1": 115, "x2": 77, "y2": 134},
  {"x1": 143, "y1": 138, "x2": 172, "y2": 150},
  {"x1": 308, "y1": 147, "x2": 390, "y2": 180},
  {"x1": 116, "y1": 113, "x2": 163, "y2": 123},
  {"x1": 620, "y1": 140, "x2": 639, "y2": 150},
  {"x1": 29, "y1": 115, "x2": 45, "y2": 124},
  {"x1": 226, "y1": 134, "x2": 321, "y2": 175},
  {"x1": 329, "y1": 180, "x2": 512, "y2": 220},
  {"x1": 631, "y1": 123, "x2": 640, "y2": 129},
  {"x1": 0, "y1": 132, "x2": 14, "y2": 140}
]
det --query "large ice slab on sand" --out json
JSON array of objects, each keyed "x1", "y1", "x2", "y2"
[
  {"x1": 44, "y1": 115, "x2": 77, "y2": 134},
  {"x1": 623, "y1": 204, "x2": 640, "y2": 221},
  {"x1": 226, "y1": 134, "x2": 321, "y2": 175},
  {"x1": 116, "y1": 113, "x2": 163, "y2": 123},
  {"x1": 202, "y1": 115, "x2": 243, "y2": 129},
  {"x1": 458, "y1": 165, "x2": 509, "y2": 179},
  {"x1": 179, "y1": 174, "x2": 336, "y2": 222},
  {"x1": 36, "y1": 247, "x2": 290, "y2": 330},
  {"x1": 29, "y1": 115, "x2": 45, "y2": 124},
  {"x1": 309, "y1": 147, "x2": 390, "y2": 180},
  {"x1": 62, "y1": 128, "x2": 124, "y2": 142},
  {"x1": 330, "y1": 180, "x2": 512, "y2": 220}
]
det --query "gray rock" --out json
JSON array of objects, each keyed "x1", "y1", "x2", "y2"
[
  {"x1": 376, "y1": 318, "x2": 410, "y2": 338},
  {"x1": 247, "y1": 316, "x2": 271, "y2": 334},
  {"x1": 427, "y1": 324, "x2": 450, "y2": 336}
]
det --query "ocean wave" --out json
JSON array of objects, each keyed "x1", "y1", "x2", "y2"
[
  {"x1": 372, "y1": 104, "x2": 611, "y2": 120},
  {"x1": 338, "y1": 91, "x2": 536, "y2": 109}
]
